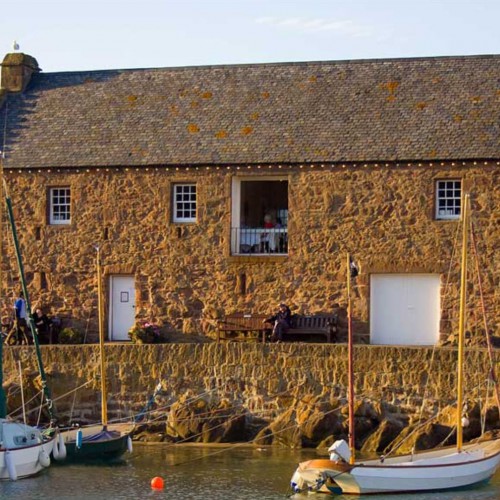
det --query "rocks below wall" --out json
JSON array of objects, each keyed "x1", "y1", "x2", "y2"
[{"x1": 131, "y1": 393, "x2": 500, "y2": 454}]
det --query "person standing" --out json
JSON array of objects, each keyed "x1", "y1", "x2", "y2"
[
  {"x1": 260, "y1": 214, "x2": 275, "y2": 253},
  {"x1": 14, "y1": 291, "x2": 29, "y2": 344}
]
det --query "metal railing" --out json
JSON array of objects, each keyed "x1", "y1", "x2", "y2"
[{"x1": 231, "y1": 227, "x2": 288, "y2": 255}]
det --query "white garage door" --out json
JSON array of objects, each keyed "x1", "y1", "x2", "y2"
[{"x1": 370, "y1": 274, "x2": 440, "y2": 345}]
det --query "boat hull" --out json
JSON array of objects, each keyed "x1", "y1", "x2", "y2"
[
  {"x1": 292, "y1": 440, "x2": 500, "y2": 495},
  {"x1": 0, "y1": 438, "x2": 54, "y2": 480},
  {"x1": 60, "y1": 424, "x2": 132, "y2": 462}
]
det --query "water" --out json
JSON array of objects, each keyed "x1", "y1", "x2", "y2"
[{"x1": 1, "y1": 444, "x2": 500, "y2": 499}]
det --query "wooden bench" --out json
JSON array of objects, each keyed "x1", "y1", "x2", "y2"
[
  {"x1": 217, "y1": 313, "x2": 271, "y2": 343},
  {"x1": 218, "y1": 312, "x2": 338, "y2": 343},
  {"x1": 285, "y1": 314, "x2": 338, "y2": 343}
]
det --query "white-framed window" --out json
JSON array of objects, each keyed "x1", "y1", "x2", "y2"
[
  {"x1": 49, "y1": 187, "x2": 71, "y2": 225},
  {"x1": 173, "y1": 183, "x2": 197, "y2": 223},
  {"x1": 435, "y1": 179, "x2": 461, "y2": 220}
]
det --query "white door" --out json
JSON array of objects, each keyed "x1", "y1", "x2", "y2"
[
  {"x1": 370, "y1": 274, "x2": 440, "y2": 345},
  {"x1": 109, "y1": 275, "x2": 136, "y2": 341}
]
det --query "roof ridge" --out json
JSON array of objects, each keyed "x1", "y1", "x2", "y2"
[{"x1": 40, "y1": 53, "x2": 500, "y2": 76}]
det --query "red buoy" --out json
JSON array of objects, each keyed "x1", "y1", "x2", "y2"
[{"x1": 151, "y1": 476, "x2": 165, "y2": 489}]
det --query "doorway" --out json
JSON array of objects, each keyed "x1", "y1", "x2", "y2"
[{"x1": 109, "y1": 275, "x2": 136, "y2": 341}]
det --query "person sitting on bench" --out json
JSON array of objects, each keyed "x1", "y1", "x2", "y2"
[
  {"x1": 264, "y1": 303, "x2": 292, "y2": 343},
  {"x1": 33, "y1": 307, "x2": 53, "y2": 344}
]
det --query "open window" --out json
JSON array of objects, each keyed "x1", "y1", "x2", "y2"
[{"x1": 231, "y1": 177, "x2": 288, "y2": 255}]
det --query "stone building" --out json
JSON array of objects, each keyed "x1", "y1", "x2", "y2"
[{"x1": 0, "y1": 52, "x2": 498, "y2": 344}]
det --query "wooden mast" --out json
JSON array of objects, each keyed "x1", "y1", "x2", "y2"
[
  {"x1": 456, "y1": 193, "x2": 470, "y2": 452},
  {"x1": 0, "y1": 152, "x2": 5, "y2": 419},
  {"x1": 96, "y1": 246, "x2": 108, "y2": 431},
  {"x1": 347, "y1": 253, "x2": 355, "y2": 464}
]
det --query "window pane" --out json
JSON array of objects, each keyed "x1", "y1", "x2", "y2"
[
  {"x1": 173, "y1": 184, "x2": 197, "y2": 222},
  {"x1": 436, "y1": 180, "x2": 461, "y2": 220},
  {"x1": 50, "y1": 187, "x2": 71, "y2": 224}
]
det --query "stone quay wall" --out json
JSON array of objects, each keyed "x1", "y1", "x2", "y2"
[
  {"x1": 4, "y1": 344, "x2": 499, "y2": 437},
  {"x1": 2, "y1": 161, "x2": 499, "y2": 343}
]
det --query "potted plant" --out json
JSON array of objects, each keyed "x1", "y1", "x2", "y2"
[
  {"x1": 128, "y1": 322, "x2": 160, "y2": 344},
  {"x1": 58, "y1": 327, "x2": 84, "y2": 344}
]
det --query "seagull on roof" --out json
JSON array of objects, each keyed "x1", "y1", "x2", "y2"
[{"x1": 13, "y1": 40, "x2": 20, "y2": 51}]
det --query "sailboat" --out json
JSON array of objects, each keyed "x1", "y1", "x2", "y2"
[
  {"x1": 0, "y1": 163, "x2": 55, "y2": 480},
  {"x1": 0, "y1": 337, "x2": 55, "y2": 479},
  {"x1": 290, "y1": 194, "x2": 500, "y2": 495},
  {"x1": 57, "y1": 246, "x2": 133, "y2": 461}
]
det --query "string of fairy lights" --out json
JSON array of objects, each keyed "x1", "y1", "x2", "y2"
[{"x1": 2, "y1": 159, "x2": 499, "y2": 175}]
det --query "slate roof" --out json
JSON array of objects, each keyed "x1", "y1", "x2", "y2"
[{"x1": 0, "y1": 55, "x2": 499, "y2": 168}]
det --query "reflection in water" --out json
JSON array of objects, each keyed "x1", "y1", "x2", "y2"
[{"x1": 0, "y1": 444, "x2": 499, "y2": 499}]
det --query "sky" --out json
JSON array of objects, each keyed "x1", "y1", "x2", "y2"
[{"x1": 1, "y1": 0, "x2": 500, "y2": 73}]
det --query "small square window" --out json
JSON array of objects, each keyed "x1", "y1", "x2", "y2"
[
  {"x1": 435, "y1": 180, "x2": 461, "y2": 220},
  {"x1": 173, "y1": 184, "x2": 196, "y2": 223},
  {"x1": 49, "y1": 187, "x2": 71, "y2": 225}
]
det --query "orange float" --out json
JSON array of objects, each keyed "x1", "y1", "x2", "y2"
[{"x1": 151, "y1": 476, "x2": 164, "y2": 489}]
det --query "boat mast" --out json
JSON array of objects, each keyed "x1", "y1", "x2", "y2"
[
  {"x1": 96, "y1": 246, "x2": 108, "y2": 431},
  {"x1": 0, "y1": 153, "x2": 5, "y2": 419},
  {"x1": 3, "y1": 182, "x2": 56, "y2": 424},
  {"x1": 347, "y1": 253, "x2": 355, "y2": 464},
  {"x1": 456, "y1": 193, "x2": 470, "y2": 452},
  {"x1": 0, "y1": 333, "x2": 5, "y2": 419}
]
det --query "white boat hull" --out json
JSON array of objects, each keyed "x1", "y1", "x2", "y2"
[
  {"x1": 292, "y1": 440, "x2": 500, "y2": 494},
  {"x1": 0, "y1": 439, "x2": 54, "y2": 480}
]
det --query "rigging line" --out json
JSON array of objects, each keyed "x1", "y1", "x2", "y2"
[
  {"x1": 136, "y1": 405, "x2": 283, "y2": 428},
  {"x1": 170, "y1": 399, "x2": 352, "y2": 466},
  {"x1": 98, "y1": 384, "x2": 234, "y2": 427},
  {"x1": 18, "y1": 360, "x2": 27, "y2": 427},
  {"x1": 470, "y1": 218, "x2": 500, "y2": 419},
  {"x1": 37, "y1": 390, "x2": 44, "y2": 427},
  {"x1": 436, "y1": 424, "x2": 458, "y2": 449},
  {"x1": 132, "y1": 382, "x2": 298, "y2": 426},
  {"x1": 9, "y1": 379, "x2": 95, "y2": 419},
  {"x1": 415, "y1": 344, "x2": 438, "y2": 436},
  {"x1": 69, "y1": 382, "x2": 79, "y2": 423},
  {"x1": 1, "y1": 101, "x2": 7, "y2": 160},
  {"x1": 161, "y1": 389, "x2": 295, "y2": 448},
  {"x1": 482, "y1": 378, "x2": 492, "y2": 435},
  {"x1": 8, "y1": 388, "x2": 43, "y2": 417},
  {"x1": 136, "y1": 387, "x2": 294, "y2": 423},
  {"x1": 381, "y1": 411, "x2": 440, "y2": 457},
  {"x1": 383, "y1": 376, "x2": 490, "y2": 458},
  {"x1": 441, "y1": 217, "x2": 462, "y2": 312}
]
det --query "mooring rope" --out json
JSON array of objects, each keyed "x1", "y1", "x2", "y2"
[{"x1": 169, "y1": 395, "x2": 357, "y2": 467}]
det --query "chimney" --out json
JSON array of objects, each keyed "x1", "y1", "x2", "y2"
[{"x1": 1, "y1": 52, "x2": 40, "y2": 93}]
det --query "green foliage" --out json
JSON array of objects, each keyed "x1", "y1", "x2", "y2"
[
  {"x1": 58, "y1": 327, "x2": 84, "y2": 344},
  {"x1": 128, "y1": 322, "x2": 160, "y2": 344}
]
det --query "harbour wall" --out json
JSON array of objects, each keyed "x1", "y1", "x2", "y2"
[{"x1": 3, "y1": 343, "x2": 498, "y2": 430}]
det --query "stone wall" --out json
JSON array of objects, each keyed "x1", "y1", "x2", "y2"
[
  {"x1": 3, "y1": 343, "x2": 498, "y2": 426},
  {"x1": 2, "y1": 161, "x2": 499, "y2": 342}
]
